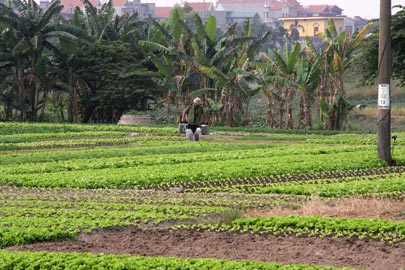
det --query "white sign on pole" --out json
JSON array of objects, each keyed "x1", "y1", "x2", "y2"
[{"x1": 378, "y1": 84, "x2": 390, "y2": 109}]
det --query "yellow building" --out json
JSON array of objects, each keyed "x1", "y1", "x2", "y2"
[{"x1": 279, "y1": 17, "x2": 345, "y2": 38}]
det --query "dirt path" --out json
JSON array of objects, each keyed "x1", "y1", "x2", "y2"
[{"x1": 8, "y1": 227, "x2": 405, "y2": 270}]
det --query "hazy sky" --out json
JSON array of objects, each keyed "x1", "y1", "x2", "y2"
[{"x1": 149, "y1": 0, "x2": 404, "y2": 19}]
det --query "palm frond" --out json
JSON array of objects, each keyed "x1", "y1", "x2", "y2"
[
  {"x1": 81, "y1": 0, "x2": 101, "y2": 35},
  {"x1": 55, "y1": 24, "x2": 92, "y2": 41},
  {"x1": 150, "y1": 55, "x2": 172, "y2": 77},
  {"x1": 44, "y1": 31, "x2": 79, "y2": 43},
  {"x1": 0, "y1": 4, "x2": 24, "y2": 32},
  {"x1": 333, "y1": 51, "x2": 344, "y2": 75},
  {"x1": 138, "y1": 40, "x2": 170, "y2": 54},
  {"x1": 191, "y1": 38, "x2": 209, "y2": 66},
  {"x1": 247, "y1": 30, "x2": 270, "y2": 58},
  {"x1": 271, "y1": 49, "x2": 288, "y2": 74},
  {"x1": 205, "y1": 15, "x2": 217, "y2": 42},
  {"x1": 327, "y1": 19, "x2": 338, "y2": 38},
  {"x1": 151, "y1": 20, "x2": 172, "y2": 41},
  {"x1": 189, "y1": 88, "x2": 218, "y2": 97},
  {"x1": 242, "y1": 18, "x2": 251, "y2": 38},
  {"x1": 194, "y1": 13, "x2": 207, "y2": 42},
  {"x1": 170, "y1": 9, "x2": 182, "y2": 41},
  {"x1": 38, "y1": 0, "x2": 63, "y2": 32},
  {"x1": 350, "y1": 21, "x2": 373, "y2": 50},
  {"x1": 200, "y1": 65, "x2": 228, "y2": 84},
  {"x1": 287, "y1": 42, "x2": 300, "y2": 73}
]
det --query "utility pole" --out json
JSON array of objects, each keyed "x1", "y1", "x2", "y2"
[{"x1": 377, "y1": 0, "x2": 392, "y2": 164}]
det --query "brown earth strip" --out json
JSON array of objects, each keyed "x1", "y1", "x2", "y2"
[{"x1": 7, "y1": 227, "x2": 405, "y2": 270}]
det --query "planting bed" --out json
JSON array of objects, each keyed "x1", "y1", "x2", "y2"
[{"x1": 1, "y1": 123, "x2": 404, "y2": 270}]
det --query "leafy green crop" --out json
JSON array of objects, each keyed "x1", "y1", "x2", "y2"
[
  {"x1": 176, "y1": 216, "x2": 405, "y2": 243},
  {"x1": 0, "y1": 250, "x2": 355, "y2": 270}
]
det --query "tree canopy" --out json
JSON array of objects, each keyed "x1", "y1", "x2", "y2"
[
  {"x1": 356, "y1": 5, "x2": 405, "y2": 86},
  {"x1": 0, "y1": 0, "x2": 375, "y2": 130}
]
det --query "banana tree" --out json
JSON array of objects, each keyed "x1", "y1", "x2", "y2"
[
  {"x1": 253, "y1": 42, "x2": 301, "y2": 129},
  {"x1": 195, "y1": 19, "x2": 269, "y2": 126},
  {"x1": 316, "y1": 19, "x2": 372, "y2": 130},
  {"x1": 0, "y1": 0, "x2": 82, "y2": 121},
  {"x1": 295, "y1": 48, "x2": 321, "y2": 129},
  {"x1": 287, "y1": 19, "x2": 305, "y2": 43},
  {"x1": 139, "y1": 9, "x2": 197, "y2": 122},
  {"x1": 262, "y1": 43, "x2": 301, "y2": 129}
]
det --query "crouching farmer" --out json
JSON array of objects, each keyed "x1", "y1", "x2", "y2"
[{"x1": 182, "y1": 97, "x2": 205, "y2": 141}]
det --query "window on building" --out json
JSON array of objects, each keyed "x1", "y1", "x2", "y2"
[{"x1": 313, "y1": 23, "x2": 319, "y2": 36}]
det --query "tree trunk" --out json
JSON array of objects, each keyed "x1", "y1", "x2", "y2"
[
  {"x1": 285, "y1": 87, "x2": 295, "y2": 129},
  {"x1": 266, "y1": 95, "x2": 275, "y2": 128}
]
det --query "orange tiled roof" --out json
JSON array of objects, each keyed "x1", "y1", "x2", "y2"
[
  {"x1": 184, "y1": 2, "x2": 211, "y2": 12},
  {"x1": 270, "y1": 2, "x2": 284, "y2": 10},
  {"x1": 113, "y1": 0, "x2": 127, "y2": 6},
  {"x1": 285, "y1": 0, "x2": 299, "y2": 6},
  {"x1": 217, "y1": 0, "x2": 266, "y2": 4},
  {"x1": 307, "y1": 4, "x2": 328, "y2": 13},
  {"x1": 155, "y1": 6, "x2": 173, "y2": 17}
]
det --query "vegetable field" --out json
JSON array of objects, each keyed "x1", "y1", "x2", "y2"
[{"x1": 0, "y1": 122, "x2": 404, "y2": 270}]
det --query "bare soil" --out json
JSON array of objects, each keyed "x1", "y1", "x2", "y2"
[{"x1": 7, "y1": 227, "x2": 405, "y2": 270}]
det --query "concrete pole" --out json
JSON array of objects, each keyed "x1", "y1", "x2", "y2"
[{"x1": 377, "y1": 0, "x2": 392, "y2": 164}]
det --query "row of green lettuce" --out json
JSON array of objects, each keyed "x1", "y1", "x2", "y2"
[
  {"x1": 0, "y1": 129, "x2": 382, "y2": 146},
  {"x1": 175, "y1": 216, "x2": 405, "y2": 243},
  {"x1": 0, "y1": 122, "x2": 355, "y2": 135},
  {"x1": 2, "y1": 122, "x2": 405, "y2": 146},
  {"x1": 186, "y1": 173, "x2": 405, "y2": 198},
  {"x1": 1, "y1": 193, "x2": 403, "y2": 247},
  {"x1": 0, "y1": 141, "x2": 371, "y2": 165},
  {"x1": 0, "y1": 199, "x2": 225, "y2": 247},
  {"x1": 0, "y1": 144, "x2": 374, "y2": 175},
  {"x1": 0, "y1": 250, "x2": 353, "y2": 270},
  {"x1": 2, "y1": 149, "x2": 385, "y2": 188},
  {"x1": 0, "y1": 185, "x2": 305, "y2": 248},
  {"x1": 0, "y1": 122, "x2": 177, "y2": 135},
  {"x1": 0, "y1": 135, "x2": 182, "y2": 151}
]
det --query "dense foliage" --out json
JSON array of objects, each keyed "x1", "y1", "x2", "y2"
[
  {"x1": 356, "y1": 5, "x2": 405, "y2": 86},
  {"x1": 0, "y1": 0, "x2": 376, "y2": 130}
]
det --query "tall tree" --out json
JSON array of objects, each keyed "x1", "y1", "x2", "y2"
[
  {"x1": 256, "y1": 43, "x2": 301, "y2": 129},
  {"x1": 356, "y1": 5, "x2": 405, "y2": 86},
  {"x1": 287, "y1": 19, "x2": 304, "y2": 43},
  {"x1": 198, "y1": 19, "x2": 269, "y2": 126},
  {"x1": 139, "y1": 9, "x2": 203, "y2": 122},
  {"x1": 316, "y1": 19, "x2": 372, "y2": 130},
  {"x1": 0, "y1": 0, "x2": 82, "y2": 121}
]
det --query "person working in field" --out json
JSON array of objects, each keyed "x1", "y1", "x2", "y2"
[{"x1": 182, "y1": 97, "x2": 205, "y2": 141}]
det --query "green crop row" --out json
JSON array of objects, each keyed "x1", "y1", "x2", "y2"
[
  {"x1": 0, "y1": 186, "x2": 306, "y2": 211},
  {"x1": 0, "y1": 187, "x2": 230, "y2": 248},
  {"x1": 0, "y1": 185, "x2": 311, "y2": 248},
  {"x1": 1, "y1": 149, "x2": 385, "y2": 188},
  {"x1": 176, "y1": 216, "x2": 405, "y2": 243},
  {"x1": 0, "y1": 131, "x2": 128, "y2": 143},
  {"x1": 0, "y1": 250, "x2": 353, "y2": 270},
  {"x1": 1, "y1": 145, "x2": 374, "y2": 175},
  {"x1": 0, "y1": 141, "x2": 273, "y2": 165},
  {"x1": 0, "y1": 200, "x2": 225, "y2": 247},
  {"x1": 0, "y1": 122, "x2": 177, "y2": 135},
  {"x1": 253, "y1": 174, "x2": 405, "y2": 197},
  {"x1": 235, "y1": 133, "x2": 378, "y2": 145},
  {"x1": 0, "y1": 200, "x2": 224, "y2": 216},
  {"x1": 0, "y1": 135, "x2": 181, "y2": 151}
]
